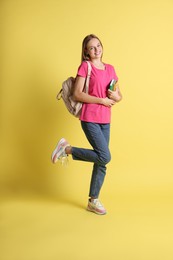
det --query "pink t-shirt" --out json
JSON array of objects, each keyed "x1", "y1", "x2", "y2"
[{"x1": 77, "y1": 61, "x2": 118, "y2": 123}]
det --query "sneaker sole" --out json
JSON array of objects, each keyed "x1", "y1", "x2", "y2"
[{"x1": 87, "y1": 205, "x2": 106, "y2": 215}]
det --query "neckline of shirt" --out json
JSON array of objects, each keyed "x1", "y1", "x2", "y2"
[{"x1": 89, "y1": 61, "x2": 106, "y2": 71}]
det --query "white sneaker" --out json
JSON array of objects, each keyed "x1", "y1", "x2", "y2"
[
  {"x1": 87, "y1": 198, "x2": 107, "y2": 215},
  {"x1": 51, "y1": 138, "x2": 70, "y2": 164}
]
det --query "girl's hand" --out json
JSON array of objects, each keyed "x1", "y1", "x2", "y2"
[
  {"x1": 108, "y1": 87, "x2": 122, "y2": 102},
  {"x1": 101, "y1": 97, "x2": 116, "y2": 107}
]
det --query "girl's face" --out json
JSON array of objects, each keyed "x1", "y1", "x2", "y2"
[{"x1": 86, "y1": 38, "x2": 103, "y2": 60}]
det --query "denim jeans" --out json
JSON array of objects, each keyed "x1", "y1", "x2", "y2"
[{"x1": 71, "y1": 121, "x2": 111, "y2": 198}]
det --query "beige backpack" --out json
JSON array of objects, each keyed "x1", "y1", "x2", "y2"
[{"x1": 56, "y1": 61, "x2": 91, "y2": 118}]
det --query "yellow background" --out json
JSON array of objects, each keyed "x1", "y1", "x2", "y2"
[{"x1": 1, "y1": 0, "x2": 173, "y2": 259}]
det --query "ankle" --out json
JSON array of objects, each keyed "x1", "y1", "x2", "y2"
[
  {"x1": 89, "y1": 197, "x2": 97, "y2": 202},
  {"x1": 65, "y1": 146, "x2": 72, "y2": 155}
]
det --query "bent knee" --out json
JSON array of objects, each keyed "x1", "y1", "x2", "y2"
[{"x1": 99, "y1": 152, "x2": 111, "y2": 165}]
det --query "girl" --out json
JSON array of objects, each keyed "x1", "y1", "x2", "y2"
[{"x1": 52, "y1": 34, "x2": 122, "y2": 215}]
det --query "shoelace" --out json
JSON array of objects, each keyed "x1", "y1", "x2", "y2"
[{"x1": 93, "y1": 199, "x2": 103, "y2": 208}]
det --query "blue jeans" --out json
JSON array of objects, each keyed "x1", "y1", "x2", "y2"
[{"x1": 71, "y1": 121, "x2": 111, "y2": 198}]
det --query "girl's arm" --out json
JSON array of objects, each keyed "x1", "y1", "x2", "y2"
[{"x1": 73, "y1": 76, "x2": 116, "y2": 107}]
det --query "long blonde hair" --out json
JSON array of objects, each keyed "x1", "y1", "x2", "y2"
[{"x1": 81, "y1": 34, "x2": 103, "y2": 62}]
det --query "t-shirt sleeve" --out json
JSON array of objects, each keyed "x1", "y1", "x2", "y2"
[{"x1": 76, "y1": 61, "x2": 88, "y2": 78}]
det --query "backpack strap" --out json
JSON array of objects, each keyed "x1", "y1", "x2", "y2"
[
  {"x1": 85, "y1": 61, "x2": 92, "y2": 94},
  {"x1": 56, "y1": 89, "x2": 62, "y2": 100}
]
